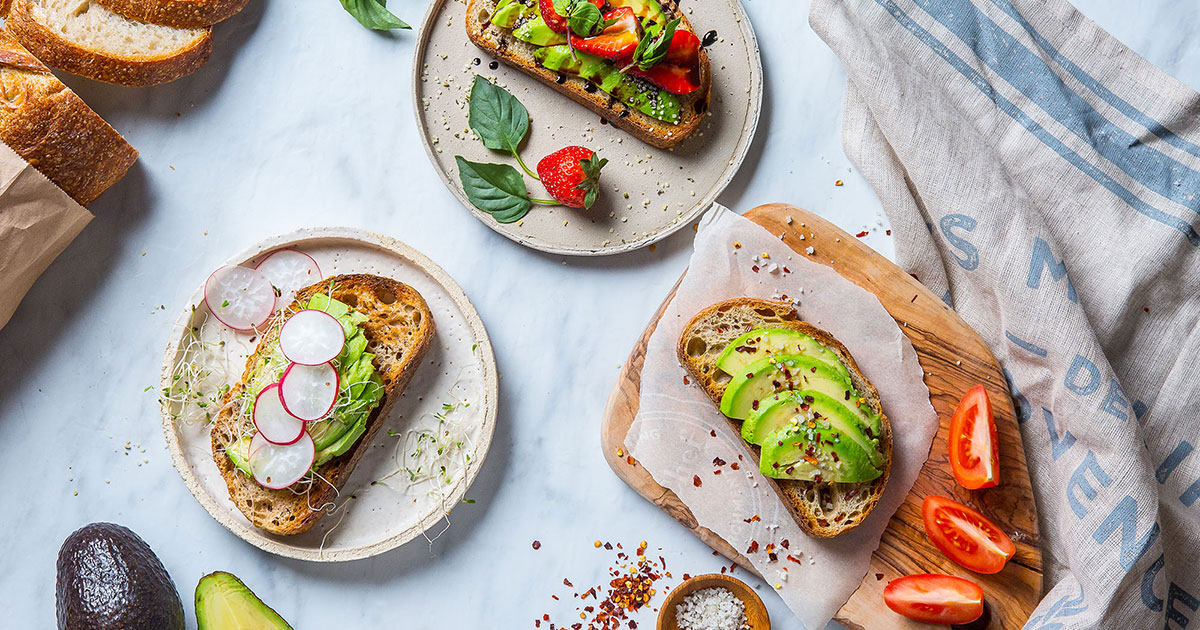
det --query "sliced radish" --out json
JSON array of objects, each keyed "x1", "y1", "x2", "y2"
[
  {"x1": 252, "y1": 383, "x2": 305, "y2": 445},
  {"x1": 248, "y1": 432, "x2": 315, "y2": 490},
  {"x1": 255, "y1": 249, "x2": 321, "y2": 306},
  {"x1": 279, "y1": 310, "x2": 345, "y2": 365},
  {"x1": 204, "y1": 266, "x2": 276, "y2": 331},
  {"x1": 279, "y1": 362, "x2": 339, "y2": 422}
]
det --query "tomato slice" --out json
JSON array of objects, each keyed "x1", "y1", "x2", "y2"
[
  {"x1": 949, "y1": 384, "x2": 1000, "y2": 489},
  {"x1": 922, "y1": 495, "x2": 1015, "y2": 574},
  {"x1": 883, "y1": 574, "x2": 984, "y2": 624}
]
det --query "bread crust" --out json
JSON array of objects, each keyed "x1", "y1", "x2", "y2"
[
  {"x1": 211, "y1": 274, "x2": 436, "y2": 536},
  {"x1": 0, "y1": 29, "x2": 137, "y2": 204},
  {"x1": 92, "y1": 0, "x2": 249, "y2": 28},
  {"x1": 677, "y1": 298, "x2": 893, "y2": 538},
  {"x1": 6, "y1": 0, "x2": 212, "y2": 86},
  {"x1": 464, "y1": 0, "x2": 710, "y2": 149}
]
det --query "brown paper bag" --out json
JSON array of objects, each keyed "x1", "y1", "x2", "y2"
[{"x1": 0, "y1": 141, "x2": 92, "y2": 331}]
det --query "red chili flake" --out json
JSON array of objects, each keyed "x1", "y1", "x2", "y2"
[
  {"x1": 782, "y1": 266, "x2": 791, "y2": 273},
  {"x1": 693, "y1": 475, "x2": 702, "y2": 487},
  {"x1": 626, "y1": 455, "x2": 635, "y2": 466},
  {"x1": 786, "y1": 554, "x2": 803, "y2": 565},
  {"x1": 683, "y1": 573, "x2": 692, "y2": 580},
  {"x1": 747, "y1": 540, "x2": 759, "y2": 553},
  {"x1": 709, "y1": 429, "x2": 717, "y2": 437},
  {"x1": 720, "y1": 566, "x2": 727, "y2": 574},
  {"x1": 855, "y1": 230, "x2": 869, "y2": 237},
  {"x1": 683, "y1": 375, "x2": 690, "y2": 385},
  {"x1": 630, "y1": 621, "x2": 638, "y2": 629},
  {"x1": 886, "y1": 229, "x2": 892, "y2": 235},
  {"x1": 731, "y1": 462, "x2": 740, "y2": 470},
  {"x1": 1144, "y1": 307, "x2": 1150, "y2": 313},
  {"x1": 713, "y1": 469, "x2": 722, "y2": 475},
  {"x1": 544, "y1": 614, "x2": 551, "y2": 621},
  {"x1": 552, "y1": 595, "x2": 560, "y2": 600},
  {"x1": 536, "y1": 620, "x2": 541, "y2": 628},
  {"x1": 743, "y1": 514, "x2": 761, "y2": 523},
  {"x1": 876, "y1": 573, "x2": 885, "y2": 581},
  {"x1": 780, "y1": 539, "x2": 790, "y2": 549},
  {"x1": 532, "y1": 540, "x2": 542, "y2": 550},
  {"x1": 713, "y1": 457, "x2": 727, "y2": 466},
  {"x1": 604, "y1": 542, "x2": 613, "y2": 550},
  {"x1": 737, "y1": 454, "x2": 744, "y2": 461},
  {"x1": 768, "y1": 553, "x2": 778, "y2": 562},
  {"x1": 751, "y1": 265, "x2": 760, "y2": 273}
]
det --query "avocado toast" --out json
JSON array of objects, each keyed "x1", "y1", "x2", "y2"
[
  {"x1": 211, "y1": 274, "x2": 435, "y2": 536},
  {"x1": 465, "y1": 0, "x2": 711, "y2": 149},
  {"x1": 678, "y1": 298, "x2": 892, "y2": 538}
]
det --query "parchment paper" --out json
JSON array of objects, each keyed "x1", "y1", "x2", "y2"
[
  {"x1": 0, "y1": 141, "x2": 92, "y2": 331},
  {"x1": 626, "y1": 206, "x2": 938, "y2": 629}
]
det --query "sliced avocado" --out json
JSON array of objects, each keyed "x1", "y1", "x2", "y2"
[
  {"x1": 759, "y1": 420, "x2": 880, "y2": 483},
  {"x1": 196, "y1": 571, "x2": 293, "y2": 630},
  {"x1": 533, "y1": 46, "x2": 683, "y2": 124},
  {"x1": 720, "y1": 354, "x2": 848, "y2": 420},
  {"x1": 608, "y1": 0, "x2": 666, "y2": 23},
  {"x1": 513, "y1": 14, "x2": 567, "y2": 46},
  {"x1": 490, "y1": 0, "x2": 534, "y2": 28},
  {"x1": 717, "y1": 328, "x2": 850, "y2": 381},
  {"x1": 225, "y1": 436, "x2": 254, "y2": 476}
]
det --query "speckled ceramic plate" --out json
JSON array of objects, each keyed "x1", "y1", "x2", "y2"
[
  {"x1": 413, "y1": 0, "x2": 762, "y2": 256},
  {"x1": 160, "y1": 228, "x2": 498, "y2": 562}
]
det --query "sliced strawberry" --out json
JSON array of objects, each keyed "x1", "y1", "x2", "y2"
[
  {"x1": 573, "y1": 7, "x2": 640, "y2": 60},
  {"x1": 539, "y1": 0, "x2": 602, "y2": 34},
  {"x1": 630, "y1": 62, "x2": 701, "y2": 94}
]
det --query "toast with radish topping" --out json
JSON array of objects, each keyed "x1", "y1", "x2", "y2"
[{"x1": 210, "y1": 274, "x2": 435, "y2": 536}]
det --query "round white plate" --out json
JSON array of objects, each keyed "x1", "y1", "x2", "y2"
[
  {"x1": 413, "y1": 0, "x2": 763, "y2": 255},
  {"x1": 160, "y1": 228, "x2": 498, "y2": 562}
]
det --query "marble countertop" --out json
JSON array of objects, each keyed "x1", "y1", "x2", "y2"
[{"x1": 2, "y1": 1, "x2": 1197, "y2": 628}]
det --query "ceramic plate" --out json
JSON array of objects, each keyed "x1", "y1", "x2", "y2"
[
  {"x1": 413, "y1": 0, "x2": 763, "y2": 255},
  {"x1": 160, "y1": 228, "x2": 498, "y2": 562}
]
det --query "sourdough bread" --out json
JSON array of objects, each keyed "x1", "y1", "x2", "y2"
[
  {"x1": 93, "y1": 0, "x2": 248, "y2": 28},
  {"x1": 678, "y1": 298, "x2": 892, "y2": 538}
]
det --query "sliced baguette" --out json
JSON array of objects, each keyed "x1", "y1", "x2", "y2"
[
  {"x1": 678, "y1": 298, "x2": 892, "y2": 538},
  {"x1": 7, "y1": 0, "x2": 212, "y2": 86},
  {"x1": 92, "y1": 0, "x2": 248, "y2": 28},
  {"x1": 211, "y1": 274, "x2": 436, "y2": 536},
  {"x1": 464, "y1": 0, "x2": 710, "y2": 149},
  {"x1": 0, "y1": 29, "x2": 137, "y2": 203}
]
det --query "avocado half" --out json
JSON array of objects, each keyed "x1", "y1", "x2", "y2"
[{"x1": 196, "y1": 572, "x2": 293, "y2": 630}]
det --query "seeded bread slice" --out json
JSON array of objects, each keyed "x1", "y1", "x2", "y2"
[
  {"x1": 464, "y1": 0, "x2": 710, "y2": 149},
  {"x1": 0, "y1": 29, "x2": 137, "y2": 204},
  {"x1": 211, "y1": 274, "x2": 436, "y2": 536},
  {"x1": 7, "y1": 0, "x2": 212, "y2": 86},
  {"x1": 678, "y1": 298, "x2": 892, "y2": 538},
  {"x1": 92, "y1": 0, "x2": 248, "y2": 28}
]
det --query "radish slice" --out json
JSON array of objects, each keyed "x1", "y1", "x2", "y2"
[
  {"x1": 279, "y1": 362, "x2": 339, "y2": 421},
  {"x1": 204, "y1": 266, "x2": 276, "y2": 331},
  {"x1": 280, "y1": 310, "x2": 345, "y2": 366},
  {"x1": 255, "y1": 249, "x2": 321, "y2": 306},
  {"x1": 252, "y1": 384, "x2": 305, "y2": 445},
  {"x1": 248, "y1": 432, "x2": 315, "y2": 490}
]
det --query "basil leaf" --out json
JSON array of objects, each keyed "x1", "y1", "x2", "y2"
[
  {"x1": 340, "y1": 0, "x2": 410, "y2": 30},
  {"x1": 455, "y1": 156, "x2": 531, "y2": 223},
  {"x1": 468, "y1": 76, "x2": 531, "y2": 156},
  {"x1": 638, "y1": 18, "x2": 679, "y2": 69},
  {"x1": 553, "y1": 0, "x2": 572, "y2": 16},
  {"x1": 568, "y1": 2, "x2": 602, "y2": 38}
]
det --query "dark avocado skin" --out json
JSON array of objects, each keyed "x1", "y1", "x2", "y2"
[{"x1": 56, "y1": 523, "x2": 185, "y2": 630}]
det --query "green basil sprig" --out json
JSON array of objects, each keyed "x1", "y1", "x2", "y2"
[
  {"x1": 468, "y1": 76, "x2": 537, "y2": 179},
  {"x1": 627, "y1": 18, "x2": 679, "y2": 71},
  {"x1": 455, "y1": 157, "x2": 531, "y2": 223},
  {"x1": 340, "y1": 0, "x2": 410, "y2": 30}
]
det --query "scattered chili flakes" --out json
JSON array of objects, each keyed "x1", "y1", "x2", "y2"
[
  {"x1": 751, "y1": 265, "x2": 760, "y2": 273},
  {"x1": 835, "y1": 179, "x2": 844, "y2": 186},
  {"x1": 564, "y1": 578, "x2": 574, "y2": 587},
  {"x1": 730, "y1": 462, "x2": 740, "y2": 470},
  {"x1": 713, "y1": 470, "x2": 722, "y2": 475},
  {"x1": 693, "y1": 475, "x2": 702, "y2": 487},
  {"x1": 533, "y1": 540, "x2": 542, "y2": 550},
  {"x1": 625, "y1": 455, "x2": 635, "y2": 466},
  {"x1": 855, "y1": 230, "x2": 869, "y2": 238},
  {"x1": 743, "y1": 514, "x2": 761, "y2": 523},
  {"x1": 746, "y1": 540, "x2": 759, "y2": 553},
  {"x1": 780, "y1": 539, "x2": 790, "y2": 549},
  {"x1": 709, "y1": 429, "x2": 717, "y2": 437},
  {"x1": 683, "y1": 376, "x2": 690, "y2": 385},
  {"x1": 712, "y1": 457, "x2": 727, "y2": 466},
  {"x1": 786, "y1": 554, "x2": 803, "y2": 565},
  {"x1": 886, "y1": 229, "x2": 892, "y2": 236}
]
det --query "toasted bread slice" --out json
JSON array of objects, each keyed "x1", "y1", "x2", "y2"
[
  {"x1": 92, "y1": 0, "x2": 247, "y2": 28},
  {"x1": 211, "y1": 274, "x2": 435, "y2": 536},
  {"x1": 464, "y1": 0, "x2": 710, "y2": 149},
  {"x1": 7, "y1": 0, "x2": 212, "y2": 86},
  {"x1": 678, "y1": 298, "x2": 892, "y2": 538},
  {"x1": 0, "y1": 29, "x2": 137, "y2": 204}
]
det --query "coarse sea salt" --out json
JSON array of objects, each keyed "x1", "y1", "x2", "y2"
[{"x1": 675, "y1": 586, "x2": 750, "y2": 630}]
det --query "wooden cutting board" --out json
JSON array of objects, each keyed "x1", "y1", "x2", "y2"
[{"x1": 601, "y1": 204, "x2": 1043, "y2": 629}]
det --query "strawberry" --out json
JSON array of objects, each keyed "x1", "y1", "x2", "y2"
[
  {"x1": 573, "y1": 7, "x2": 640, "y2": 60},
  {"x1": 628, "y1": 30, "x2": 702, "y2": 94},
  {"x1": 539, "y1": 0, "x2": 602, "y2": 34},
  {"x1": 537, "y1": 146, "x2": 607, "y2": 209}
]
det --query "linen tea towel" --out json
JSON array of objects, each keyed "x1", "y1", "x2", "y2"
[{"x1": 810, "y1": 0, "x2": 1200, "y2": 628}]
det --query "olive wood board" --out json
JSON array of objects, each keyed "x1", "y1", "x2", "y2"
[{"x1": 601, "y1": 204, "x2": 1043, "y2": 629}]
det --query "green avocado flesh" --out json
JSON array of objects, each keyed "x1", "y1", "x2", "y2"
[
  {"x1": 716, "y1": 328, "x2": 850, "y2": 382},
  {"x1": 720, "y1": 329, "x2": 886, "y2": 482},
  {"x1": 227, "y1": 294, "x2": 385, "y2": 477},
  {"x1": 196, "y1": 572, "x2": 292, "y2": 630}
]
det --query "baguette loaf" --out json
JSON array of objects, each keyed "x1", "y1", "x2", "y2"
[
  {"x1": 465, "y1": 0, "x2": 710, "y2": 149},
  {"x1": 92, "y1": 0, "x2": 248, "y2": 28},
  {"x1": 678, "y1": 298, "x2": 892, "y2": 538},
  {"x1": 211, "y1": 274, "x2": 436, "y2": 536},
  {"x1": 7, "y1": 0, "x2": 212, "y2": 86},
  {"x1": 0, "y1": 29, "x2": 136, "y2": 204}
]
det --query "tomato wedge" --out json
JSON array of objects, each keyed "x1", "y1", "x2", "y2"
[
  {"x1": 883, "y1": 574, "x2": 984, "y2": 624},
  {"x1": 949, "y1": 384, "x2": 1000, "y2": 489},
  {"x1": 922, "y1": 495, "x2": 1015, "y2": 574}
]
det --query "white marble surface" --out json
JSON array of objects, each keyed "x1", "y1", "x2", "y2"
[{"x1": 1, "y1": 1, "x2": 1196, "y2": 628}]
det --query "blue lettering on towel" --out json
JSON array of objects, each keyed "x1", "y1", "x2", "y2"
[
  {"x1": 1143, "y1": 554, "x2": 1165, "y2": 612},
  {"x1": 1100, "y1": 379, "x2": 1129, "y2": 421},
  {"x1": 1068, "y1": 450, "x2": 1111, "y2": 517},
  {"x1": 1168, "y1": 583, "x2": 1200, "y2": 629},
  {"x1": 1002, "y1": 368, "x2": 1031, "y2": 425},
  {"x1": 1046, "y1": 408, "x2": 1077, "y2": 461},
  {"x1": 1092, "y1": 495, "x2": 1160, "y2": 570},
  {"x1": 1134, "y1": 400, "x2": 1149, "y2": 421},
  {"x1": 1026, "y1": 583, "x2": 1088, "y2": 629},
  {"x1": 1181, "y1": 477, "x2": 1200, "y2": 508},
  {"x1": 1064, "y1": 354, "x2": 1101, "y2": 396},
  {"x1": 1156, "y1": 441, "x2": 1193, "y2": 484},
  {"x1": 1006, "y1": 330, "x2": 1049, "y2": 358},
  {"x1": 1027, "y1": 237, "x2": 1078, "y2": 302},
  {"x1": 939, "y1": 214, "x2": 979, "y2": 270}
]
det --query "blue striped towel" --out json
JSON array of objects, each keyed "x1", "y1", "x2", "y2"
[{"x1": 811, "y1": 0, "x2": 1200, "y2": 627}]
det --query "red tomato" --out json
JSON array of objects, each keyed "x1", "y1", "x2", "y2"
[
  {"x1": 883, "y1": 574, "x2": 984, "y2": 624},
  {"x1": 922, "y1": 495, "x2": 1015, "y2": 574},
  {"x1": 949, "y1": 384, "x2": 1000, "y2": 489}
]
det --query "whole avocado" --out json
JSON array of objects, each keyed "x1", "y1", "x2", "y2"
[{"x1": 56, "y1": 522, "x2": 185, "y2": 630}]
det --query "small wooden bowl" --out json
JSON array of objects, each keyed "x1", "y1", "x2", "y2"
[{"x1": 657, "y1": 574, "x2": 771, "y2": 630}]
